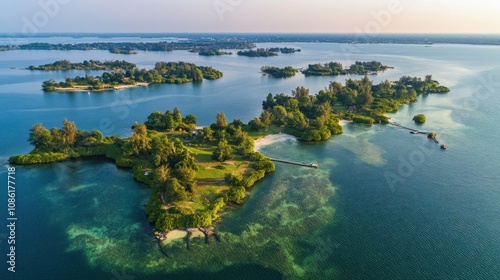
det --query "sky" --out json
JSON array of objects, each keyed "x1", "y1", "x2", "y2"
[{"x1": 0, "y1": 0, "x2": 499, "y2": 34}]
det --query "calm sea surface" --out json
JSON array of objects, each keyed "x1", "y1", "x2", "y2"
[{"x1": 0, "y1": 37, "x2": 499, "y2": 279}]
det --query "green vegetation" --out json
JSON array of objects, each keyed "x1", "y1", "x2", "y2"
[
  {"x1": 42, "y1": 61, "x2": 223, "y2": 91},
  {"x1": 250, "y1": 75, "x2": 449, "y2": 141},
  {"x1": 261, "y1": 66, "x2": 298, "y2": 78},
  {"x1": 268, "y1": 47, "x2": 301, "y2": 53},
  {"x1": 428, "y1": 132, "x2": 437, "y2": 139},
  {"x1": 28, "y1": 60, "x2": 136, "y2": 71},
  {"x1": 237, "y1": 47, "x2": 301, "y2": 57},
  {"x1": 10, "y1": 109, "x2": 274, "y2": 233},
  {"x1": 237, "y1": 48, "x2": 278, "y2": 57},
  {"x1": 251, "y1": 87, "x2": 343, "y2": 142},
  {"x1": 302, "y1": 61, "x2": 392, "y2": 76},
  {"x1": 413, "y1": 114, "x2": 426, "y2": 124},
  {"x1": 0, "y1": 41, "x2": 255, "y2": 54},
  {"x1": 189, "y1": 48, "x2": 232, "y2": 56}
]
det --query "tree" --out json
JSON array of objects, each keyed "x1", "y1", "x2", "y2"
[
  {"x1": 152, "y1": 136, "x2": 173, "y2": 167},
  {"x1": 262, "y1": 93, "x2": 276, "y2": 110},
  {"x1": 61, "y1": 119, "x2": 76, "y2": 146},
  {"x1": 166, "y1": 178, "x2": 188, "y2": 203},
  {"x1": 272, "y1": 105, "x2": 287, "y2": 125},
  {"x1": 146, "y1": 112, "x2": 165, "y2": 129},
  {"x1": 212, "y1": 139, "x2": 233, "y2": 162},
  {"x1": 130, "y1": 123, "x2": 151, "y2": 156},
  {"x1": 192, "y1": 68, "x2": 203, "y2": 82},
  {"x1": 173, "y1": 107, "x2": 183, "y2": 124},
  {"x1": 413, "y1": 114, "x2": 426, "y2": 124},
  {"x1": 28, "y1": 123, "x2": 53, "y2": 150},
  {"x1": 184, "y1": 114, "x2": 197, "y2": 125},
  {"x1": 198, "y1": 126, "x2": 214, "y2": 142},
  {"x1": 90, "y1": 130, "x2": 103, "y2": 143},
  {"x1": 260, "y1": 110, "x2": 272, "y2": 127},
  {"x1": 155, "y1": 165, "x2": 170, "y2": 186},
  {"x1": 216, "y1": 112, "x2": 227, "y2": 128},
  {"x1": 165, "y1": 111, "x2": 175, "y2": 131}
]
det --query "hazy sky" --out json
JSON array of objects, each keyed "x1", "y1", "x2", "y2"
[{"x1": 1, "y1": 0, "x2": 499, "y2": 34}]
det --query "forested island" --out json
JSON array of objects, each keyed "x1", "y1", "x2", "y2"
[
  {"x1": 0, "y1": 41, "x2": 255, "y2": 54},
  {"x1": 268, "y1": 47, "x2": 301, "y2": 53},
  {"x1": 247, "y1": 75, "x2": 449, "y2": 140},
  {"x1": 261, "y1": 66, "x2": 299, "y2": 78},
  {"x1": 28, "y1": 60, "x2": 137, "y2": 71},
  {"x1": 11, "y1": 74, "x2": 449, "y2": 233},
  {"x1": 41, "y1": 61, "x2": 223, "y2": 91},
  {"x1": 189, "y1": 48, "x2": 232, "y2": 56},
  {"x1": 302, "y1": 61, "x2": 392, "y2": 76},
  {"x1": 237, "y1": 47, "x2": 301, "y2": 57},
  {"x1": 10, "y1": 109, "x2": 275, "y2": 231}
]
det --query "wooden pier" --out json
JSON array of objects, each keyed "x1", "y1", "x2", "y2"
[
  {"x1": 388, "y1": 122, "x2": 429, "y2": 135},
  {"x1": 268, "y1": 158, "x2": 319, "y2": 168}
]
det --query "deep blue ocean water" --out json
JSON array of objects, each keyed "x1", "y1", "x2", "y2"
[{"x1": 0, "y1": 36, "x2": 499, "y2": 279}]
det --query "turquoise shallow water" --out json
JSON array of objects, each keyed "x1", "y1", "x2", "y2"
[{"x1": 0, "y1": 38, "x2": 499, "y2": 279}]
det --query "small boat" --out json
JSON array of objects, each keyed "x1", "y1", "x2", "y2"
[
  {"x1": 440, "y1": 144, "x2": 447, "y2": 150},
  {"x1": 87, "y1": 91, "x2": 91, "y2": 95}
]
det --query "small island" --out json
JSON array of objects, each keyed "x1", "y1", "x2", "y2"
[
  {"x1": 302, "y1": 61, "x2": 392, "y2": 76},
  {"x1": 413, "y1": 114, "x2": 427, "y2": 124},
  {"x1": 238, "y1": 48, "x2": 278, "y2": 57},
  {"x1": 248, "y1": 75, "x2": 449, "y2": 140},
  {"x1": 237, "y1": 47, "x2": 300, "y2": 57},
  {"x1": 189, "y1": 48, "x2": 232, "y2": 56},
  {"x1": 28, "y1": 60, "x2": 137, "y2": 71},
  {"x1": 41, "y1": 61, "x2": 223, "y2": 92},
  {"x1": 268, "y1": 47, "x2": 301, "y2": 53},
  {"x1": 261, "y1": 66, "x2": 299, "y2": 78}
]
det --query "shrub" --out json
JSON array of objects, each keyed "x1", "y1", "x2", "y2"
[
  {"x1": 352, "y1": 115, "x2": 375, "y2": 124},
  {"x1": 413, "y1": 114, "x2": 426, "y2": 124}
]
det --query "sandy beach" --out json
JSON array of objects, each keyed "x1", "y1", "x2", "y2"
[
  {"x1": 254, "y1": 134, "x2": 297, "y2": 151},
  {"x1": 164, "y1": 228, "x2": 205, "y2": 244},
  {"x1": 339, "y1": 120, "x2": 352, "y2": 126}
]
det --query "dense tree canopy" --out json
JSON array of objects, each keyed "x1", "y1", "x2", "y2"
[{"x1": 42, "y1": 61, "x2": 223, "y2": 91}]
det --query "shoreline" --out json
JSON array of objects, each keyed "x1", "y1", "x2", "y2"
[
  {"x1": 51, "y1": 82, "x2": 149, "y2": 92},
  {"x1": 162, "y1": 228, "x2": 208, "y2": 244},
  {"x1": 254, "y1": 134, "x2": 297, "y2": 151}
]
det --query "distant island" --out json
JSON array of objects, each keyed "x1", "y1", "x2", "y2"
[
  {"x1": 28, "y1": 60, "x2": 137, "y2": 71},
  {"x1": 189, "y1": 48, "x2": 232, "y2": 56},
  {"x1": 0, "y1": 41, "x2": 255, "y2": 54},
  {"x1": 41, "y1": 61, "x2": 223, "y2": 92},
  {"x1": 237, "y1": 47, "x2": 301, "y2": 57},
  {"x1": 261, "y1": 66, "x2": 299, "y2": 78},
  {"x1": 302, "y1": 61, "x2": 393, "y2": 76}
]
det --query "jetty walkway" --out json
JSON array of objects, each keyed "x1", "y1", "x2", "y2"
[{"x1": 268, "y1": 158, "x2": 319, "y2": 168}]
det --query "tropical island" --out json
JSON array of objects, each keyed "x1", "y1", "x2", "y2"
[
  {"x1": 28, "y1": 60, "x2": 137, "y2": 71},
  {"x1": 302, "y1": 61, "x2": 393, "y2": 76},
  {"x1": 189, "y1": 48, "x2": 232, "y2": 56},
  {"x1": 10, "y1": 74, "x2": 450, "y2": 235},
  {"x1": 261, "y1": 66, "x2": 299, "y2": 78},
  {"x1": 237, "y1": 47, "x2": 301, "y2": 57},
  {"x1": 10, "y1": 108, "x2": 275, "y2": 232},
  {"x1": 268, "y1": 47, "x2": 301, "y2": 53},
  {"x1": 41, "y1": 61, "x2": 223, "y2": 92}
]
